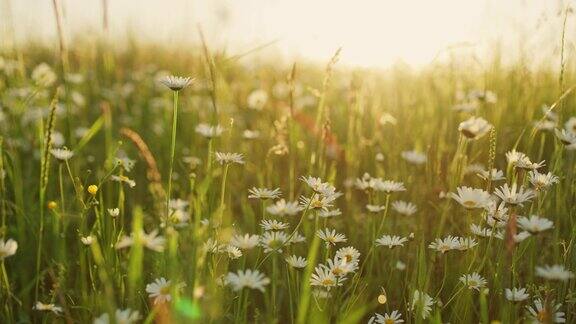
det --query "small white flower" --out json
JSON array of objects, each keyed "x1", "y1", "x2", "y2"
[
  {"x1": 224, "y1": 245, "x2": 243, "y2": 259},
  {"x1": 310, "y1": 265, "x2": 341, "y2": 290},
  {"x1": 0, "y1": 238, "x2": 18, "y2": 260},
  {"x1": 34, "y1": 301, "x2": 63, "y2": 315},
  {"x1": 93, "y1": 308, "x2": 140, "y2": 324},
  {"x1": 450, "y1": 186, "x2": 491, "y2": 209},
  {"x1": 528, "y1": 170, "x2": 559, "y2": 190},
  {"x1": 107, "y1": 208, "x2": 120, "y2": 217},
  {"x1": 285, "y1": 255, "x2": 308, "y2": 268},
  {"x1": 517, "y1": 215, "x2": 553, "y2": 234},
  {"x1": 555, "y1": 128, "x2": 576, "y2": 148},
  {"x1": 368, "y1": 310, "x2": 404, "y2": 324},
  {"x1": 266, "y1": 199, "x2": 302, "y2": 216},
  {"x1": 195, "y1": 123, "x2": 224, "y2": 138},
  {"x1": 259, "y1": 231, "x2": 290, "y2": 253},
  {"x1": 215, "y1": 152, "x2": 245, "y2": 165},
  {"x1": 391, "y1": 200, "x2": 417, "y2": 216},
  {"x1": 50, "y1": 148, "x2": 74, "y2": 161},
  {"x1": 316, "y1": 228, "x2": 347, "y2": 247},
  {"x1": 32, "y1": 63, "x2": 57, "y2": 87},
  {"x1": 459, "y1": 272, "x2": 487, "y2": 291},
  {"x1": 159, "y1": 75, "x2": 193, "y2": 91},
  {"x1": 535, "y1": 264, "x2": 574, "y2": 282},
  {"x1": 111, "y1": 175, "x2": 136, "y2": 188},
  {"x1": 429, "y1": 236, "x2": 460, "y2": 253},
  {"x1": 226, "y1": 269, "x2": 270, "y2": 292},
  {"x1": 248, "y1": 187, "x2": 282, "y2": 200},
  {"x1": 458, "y1": 116, "x2": 492, "y2": 140},
  {"x1": 372, "y1": 179, "x2": 406, "y2": 193},
  {"x1": 477, "y1": 168, "x2": 505, "y2": 181},
  {"x1": 230, "y1": 233, "x2": 260, "y2": 250},
  {"x1": 526, "y1": 299, "x2": 566, "y2": 323},
  {"x1": 116, "y1": 229, "x2": 166, "y2": 252},
  {"x1": 376, "y1": 235, "x2": 408, "y2": 248},
  {"x1": 335, "y1": 246, "x2": 361, "y2": 264},
  {"x1": 81, "y1": 236, "x2": 94, "y2": 246},
  {"x1": 145, "y1": 277, "x2": 184, "y2": 304},
  {"x1": 318, "y1": 208, "x2": 342, "y2": 218},
  {"x1": 505, "y1": 287, "x2": 529, "y2": 302},
  {"x1": 247, "y1": 89, "x2": 269, "y2": 110},
  {"x1": 494, "y1": 183, "x2": 535, "y2": 206},
  {"x1": 366, "y1": 204, "x2": 386, "y2": 213},
  {"x1": 401, "y1": 150, "x2": 427, "y2": 165},
  {"x1": 411, "y1": 290, "x2": 434, "y2": 319},
  {"x1": 260, "y1": 219, "x2": 290, "y2": 231},
  {"x1": 243, "y1": 129, "x2": 260, "y2": 139}
]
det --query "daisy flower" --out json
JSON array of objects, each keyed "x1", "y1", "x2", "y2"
[
  {"x1": 459, "y1": 272, "x2": 487, "y2": 291},
  {"x1": 535, "y1": 264, "x2": 574, "y2": 282},
  {"x1": 107, "y1": 208, "x2": 120, "y2": 218},
  {"x1": 366, "y1": 204, "x2": 386, "y2": 213},
  {"x1": 458, "y1": 116, "x2": 492, "y2": 140},
  {"x1": 470, "y1": 224, "x2": 495, "y2": 237},
  {"x1": 243, "y1": 129, "x2": 261, "y2": 140},
  {"x1": 116, "y1": 229, "x2": 166, "y2": 252},
  {"x1": 0, "y1": 238, "x2": 18, "y2": 260},
  {"x1": 526, "y1": 299, "x2": 566, "y2": 323},
  {"x1": 259, "y1": 231, "x2": 290, "y2": 253},
  {"x1": 94, "y1": 308, "x2": 140, "y2": 324},
  {"x1": 226, "y1": 269, "x2": 270, "y2": 292},
  {"x1": 528, "y1": 170, "x2": 559, "y2": 190},
  {"x1": 260, "y1": 219, "x2": 290, "y2": 231},
  {"x1": 335, "y1": 246, "x2": 361, "y2": 264},
  {"x1": 33, "y1": 301, "x2": 62, "y2": 315},
  {"x1": 376, "y1": 235, "x2": 408, "y2": 248},
  {"x1": 248, "y1": 187, "x2": 282, "y2": 200},
  {"x1": 372, "y1": 180, "x2": 406, "y2": 193},
  {"x1": 195, "y1": 123, "x2": 224, "y2": 138},
  {"x1": 50, "y1": 147, "x2": 74, "y2": 161},
  {"x1": 80, "y1": 235, "x2": 94, "y2": 246},
  {"x1": 450, "y1": 186, "x2": 491, "y2": 209},
  {"x1": 146, "y1": 277, "x2": 184, "y2": 304},
  {"x1": 288, "y1": 232, "x2": 306, "y2": 244},
  {"x1": 505, "y1": 287, "x2": 530, "y2": 302},
  {"x1": 494, "y1": 183, "x2": 535, "y2": 206},
  {"x1": 215, "y1": 152, "x2": 245, "y2": 165},
  {"x1": 222, "y1": 245, "x2": 242, "y2": 259},
  {"x1": 285, "y1": 255, "x2": 307, "y2": 268},
  {"x1": 401, "y1": 150, "x2": 427, "y2": 165},
  {"x1": 457, "y1": 237, "x2": 478, "y2": 250},
  {"x1": 159, "y1": 75, "x2": 193, "y2": 91},
  {"x1": 411, "y1": 290, "x2": 434, "y2": 319},
  {"x1": 429, "y1": 236, "x2": 460, "y2": 253},
  {"x1": 318, "y1": 208, "x2": 342, "y2": 218},
  {"x1": 555, "y1": 128, "x2": 576, "y2": 148},
  {"x1": 517, "y1": 215, "x2": 553, "y2": 234},
  {"x1": 391, "y1": 201, "x2": 417, "y2": 216},
  {"x1": 266, "y1": 199, "x2": 302, "y2": 216},
  {"x1": 247, "y1": 89, "x2": 268, "y2": 110},
  {"x1": 110, "y1": 175, "x2": 136, "y2": 188},
  {"x1": 310, "y1": 266, "x2": 341, "y2": 291},
  {"x1": 368, "y1": 310, "x2": 404, "y2": 324},
  {"x1": 230, "y1": 233, "x2": 260, "y2": 250},
  {"x1": 322, "y1": 257, "x2": 357, "y2": 278},
  {"x1": 477, "y1": 168, "x2": 505, "y2": 181},
  {"x1": 316, "y1": 228, "x2": 347, "y2": 247}
]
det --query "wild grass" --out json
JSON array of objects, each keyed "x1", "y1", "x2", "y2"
[{"x1": 0, "y1": 37, "x2": 574, "y2": 324}]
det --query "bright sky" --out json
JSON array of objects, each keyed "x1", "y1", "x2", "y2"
[{"x1": 3, "y1": 0, "x2": 574, "y2": 68}]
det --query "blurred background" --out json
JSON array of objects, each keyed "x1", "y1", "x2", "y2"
[{"x1": 2, "y1": 0, "x2": 574, "y2": 68}]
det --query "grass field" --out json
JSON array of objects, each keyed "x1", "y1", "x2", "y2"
[{"x1": 0, "y1": 30, "x2": 575, "y2": 324}]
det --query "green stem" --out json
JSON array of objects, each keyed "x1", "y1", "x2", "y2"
[{"x1": 167, "y1": 90, "x2": 180, "y2": 218}]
